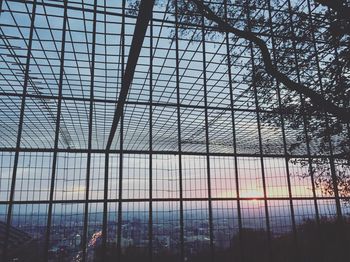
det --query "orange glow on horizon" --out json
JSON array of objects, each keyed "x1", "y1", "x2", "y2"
[{"x1": 219, "y1": 184, "x2": 313, "y2": 200}]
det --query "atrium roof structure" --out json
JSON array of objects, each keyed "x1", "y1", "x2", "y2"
[{"x1": 0, "y1": 0, "x2": 349, "y2": 261}]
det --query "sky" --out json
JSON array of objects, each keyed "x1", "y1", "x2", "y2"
[{"x1": 0, "y1": 0, "x2": 349, "y2": 237}]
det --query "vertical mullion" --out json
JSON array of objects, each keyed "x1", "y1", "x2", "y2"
[
  {"x1": 103, "y1": 0, "x2": 107, "y2": 150},
  {"x1": 305, "y1": 1, "x2": 343, "y2": 223},
  {"x1": 0, "y1": 0, "x2": 3, "y2": 17},
  {"x1": 223, "y1": 1, "x2": 243, "y2": 261},
  {"x1": 116, "y1": 1, "x2": 126, "y2": 260},
  {"x1": 305, "y1": 5, "x2": 346, "y2": 257},
  {"x1": 245, "y1": 2, "x2": 273, "y2": 260},
  {"x1": 82, "y1": 0, "x2": 98, "y2": 260},
  {"x1": 200, "y1": 11, "x2": 215, "y2": 262},
  {"x1": 116, "y1": 115, "x2": 124, "y2": 258},
  {"x1": 148, "y1": 13, "x2": 153, "y2": 262},
  {"x1": 174, "y1": 1, "x2": 184, "y2": 261},
  {"x1": 285, "y1": 0, "x2": 320, "y2": 225},
  {"x1": 4, "y1": 4, "x2": 37, "y2": 255},
  {"x1": 265, "y1": 0, "x2": 299, "y2": 258},
  {"x1": 42, "y1": 0, "x2": 68, "y2": 259},
  {"x1": 101, "y1": 0, "x2": 112, "y2": 253},
  {"x1": 43, "y1": 0, "x2": 68, "y2": 260},
  {"x1": 102, "y1": 151, "x2": 109, "y2": 259}
]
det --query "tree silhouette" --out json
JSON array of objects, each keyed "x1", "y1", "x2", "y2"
[
  {"x1": 127, "y1": 0, "x2": 350, "y2": 198},
  {"x1": 190, "y1": 0, "x2": 350, "y2": 122},
  {"x1": 171, "y1": 0, "x2": 350, "y2": 200}
]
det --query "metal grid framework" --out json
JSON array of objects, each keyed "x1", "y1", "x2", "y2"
[{"x1": 0, "y1": 0, "x2": 349, "y2": 261}]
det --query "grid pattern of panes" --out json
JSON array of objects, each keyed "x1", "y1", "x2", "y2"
[{"x1": 0, "y1": 0, "x2": 349, "y2": 261}]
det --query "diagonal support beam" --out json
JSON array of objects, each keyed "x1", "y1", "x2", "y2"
[{"x1": 106, "y1": 0, "x2": 155, "y2": 150}]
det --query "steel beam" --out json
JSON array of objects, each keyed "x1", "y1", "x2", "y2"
[{"x1": 106, "y1": 0, "x2": 155, "y2": 151}]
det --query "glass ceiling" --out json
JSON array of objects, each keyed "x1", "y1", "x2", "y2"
[
  {"x1": 0, "y1": 0, "x2": 324, "y2": 155},
  {"x1": 1, "y1": 1, "x2": 350, "y2": 261}
]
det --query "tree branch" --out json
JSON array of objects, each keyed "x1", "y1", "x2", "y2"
[
  {"x1": 190, "y1": 0, "x2": 350, "y2": 123},
  {"x1": 333, "y1": 152, "x2": 350, "y2": 161},
  {"x1": 315, "y1": 0, "x2": 350, "y2": 20}
]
